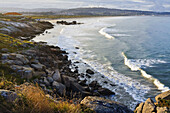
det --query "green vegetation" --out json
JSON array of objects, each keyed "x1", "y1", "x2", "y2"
[
  {"x1": 25, "y1": 15, "x2": 102, "y2": 19},
  {"x1": 0, "y1": 33, "x2": 33, "y2": 52}
]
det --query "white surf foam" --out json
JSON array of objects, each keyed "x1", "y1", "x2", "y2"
[
  {"x1": 99, "y1": 27, "x2": 115, "y2": 39},
  {"x1": 122, "y1": 52, "x2": 169, "y2": 92},
  {"x1": 74, "y1": 50, "x2": 150, "y2": 102}
]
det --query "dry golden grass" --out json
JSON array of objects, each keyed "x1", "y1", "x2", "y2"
[{"x1": 12, "y1": 83, "x2": 83, "y2": 113}]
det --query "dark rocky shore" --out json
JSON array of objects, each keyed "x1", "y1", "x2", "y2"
[{"x1": 0, "y1": 18, "x2": 169, "y2": 113}]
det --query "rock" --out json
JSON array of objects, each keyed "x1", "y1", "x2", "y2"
[
  {"x1": 142, "y1": 98, "x2": 156, "y2": 113},
  {"x1": 80, "y1": 96, "x2": 133, "y2": 113},
  {"x1": 52, "y1": 69, "x2": 61, "y2": 82},
  {"x1": 86, "y1": 69, "x2": 95, "y2": 75},
  {"x1": 155, "y1": 90, "x2": 170, "y2": 102},
  {"x1": 52, "y1": 81, "x2": 66, "y2": 95},
  {"x1": 1, "y1": 54, "x2": 9, "y2": 60},
  {"x1": 0, "y1": 89, "x2": 17, "y2": 102},
  {"x1": 89, "y1": 81, "x2": 100, "y2": 89},
  {"x1": 134, "y1": 102, "x2": 144, "y2": 113},
  {"x1": 40, "y1": 84, "x2": 46, "y2": 90},
  {"x1": 97, "y1": 88, "x2": 115, "y2": 96},
  {"x1": 1, "y1": 48, "x2": 9, "y2": 52},
  {"x1": 62, "y1": 75, "x2": 77, "y2": 88},
  {"x1": 34, "y1": 71, "x2": 46, "y2": 77},
  {"x1": 43, "y1": 77, "x2": 50, "y2": 86},
  {"x1": 31, "y1": 63, "x2": 46, "y2": 71},
  {"x1": 47, "y1": 76, "x2": 54, "y2": 83},
  {"x1": 75, "y1": 47, "x2": 79, "y2": 49},
  {"x1": 8, "y1": 53, "x2": 29, "y2": 64},
  {"x1": 10, "y1": 65, "x2": 23, "y2": 71},
  {"x1": 2, "y1": 60, "x2": 14, "y2": 65},
  {"x1": 157, "y1": 107, "x2": 169, "y2": 113},
  {"x1": 22, "y1": 67, "x2": 34, "y2": 79},
  {"x1": 71, "y1": 82, "x2": 85, "y2": 93},
  {"x1": 13, "y1": 60, "x2": 24, "y2": 65},
  {"x1": 30, "y1": 59, "x2": 39, "y2": 64}
]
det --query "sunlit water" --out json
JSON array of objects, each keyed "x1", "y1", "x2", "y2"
[{"x1": 33, "y1": 16, "x2": 170, "y2": 109}]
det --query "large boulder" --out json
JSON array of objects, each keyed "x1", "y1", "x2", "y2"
[
  {"x1": 62, "y1": 75, "x2": 77, "y2": 88},
  {"x1": 52, "y1": 69, "x2": 61, "y2": 82},
  {"x1": 81, "y1": 96, "x2": 133, "y2": 113},
  {"x1": 52, "y1": 81, "x2": 66, "y2": 95},
  {"x1": 155, "y1": 90, "x2": 170, "y2": 102},
  {"x1": 142, "y1": 98, "x2": 156, "y2": 113}
]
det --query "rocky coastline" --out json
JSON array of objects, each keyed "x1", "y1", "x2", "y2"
[
  {"x1": 0, "y1": 19, "x2": 133, "y2": 113},
  {"x1": 0, "y1": 17, "x2": 169, "y2": 113}
]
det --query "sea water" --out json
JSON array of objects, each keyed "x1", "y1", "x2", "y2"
[{"x1": 33, "y1": 16, "x2": 170, "y2": 109}]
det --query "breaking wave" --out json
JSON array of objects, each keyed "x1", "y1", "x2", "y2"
[
  {"x1": 122, "y1": 52, "x2": 169, "y2": 92},
  {"x1": 99, "y1": 27, "x2": 115, "y2": 39}
]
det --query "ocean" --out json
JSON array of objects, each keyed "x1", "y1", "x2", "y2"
[{"x1": 33, "y1": 16, "x2": 170, "y2": 109}]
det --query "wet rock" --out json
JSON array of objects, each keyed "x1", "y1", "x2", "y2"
[
  {"x1": 52, "y1": 69, "x2": 61, "y2": 82},
  {"x1": 75, "y1": 47, "x2": 79, "y2": 49},
  {"x1": 89, "y1": 81, "x2": 100, "y2": 89},
  {"x1": 0, "y1": 89, "x2": 17, "y2": 102},
  {"x1": 78, "y1": 79, "x2": 87, "y2": 86},
  {"x1": 52, "y1": 81, "x2": 66, "y2": 95},
  {"x1": 103, "y1": 81, "x2": 108, "y2": 84},
  {"x1": 81, "y1": 96, "x2": 133, "y2": 113},
  {"x1": 97, "y1": 88, "x2": 115, "y2": 96},
  {"x1": 155, "y1": 90, "x2": 170, "y2": 102},
  {"x1": 86, "y1": 69, "x2": 95, "y2": 75},
  {"x1": 142, "y1": 98, "x2": 156, "y2": 113}
]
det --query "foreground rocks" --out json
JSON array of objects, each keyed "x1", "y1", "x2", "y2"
[
  {"x1": 81, "y1": 96, "x2": 133, "y2": 113},
  {"x1": 135, "y1": 90, "x2": 170, "y2": 113}
]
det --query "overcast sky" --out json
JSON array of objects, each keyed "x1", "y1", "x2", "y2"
[{"x1": 1, "y1": 0, "x2": 170, "y2": 12}]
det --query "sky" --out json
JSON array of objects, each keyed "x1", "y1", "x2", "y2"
[{"x1": 1, "y1": 0, "x2": 170, "y2": 12}]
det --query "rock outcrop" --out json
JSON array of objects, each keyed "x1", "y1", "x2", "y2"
[
  {"x1": 135, "y1": 90, "x2": 170, "y2": 113},
  {"x1": 81, "y1": 96, "x2": 133, "y2": 113}
]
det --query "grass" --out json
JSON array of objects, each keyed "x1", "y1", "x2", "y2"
[
  {"x1": 0, "y1": 33, "x2": 33, "y2": 53},
  {"x1": 0, "y1": 78, "x2": 94, "y2": 113}
]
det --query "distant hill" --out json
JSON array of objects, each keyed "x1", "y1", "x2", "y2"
[
  {"x1": 1, "y1": 7, "x2": 170, "y2": 16},
  {"x1": 57, "y1": 7, "x2": 170, "y2": 16},
  {"x1": 0, "y1": 8, "x2": 63, "y2": 13}
]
